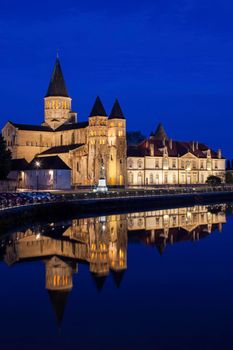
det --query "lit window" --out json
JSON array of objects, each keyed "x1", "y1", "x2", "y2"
[
  {"x1": 128, "y1": 159, "x2": 133, "y2": 168},
  {"x1": 137, "y1": 160, "x2": 143, "y2": 168},
  {"x1": 149, "y1": 173, "x2": 153, "y2": 184}
]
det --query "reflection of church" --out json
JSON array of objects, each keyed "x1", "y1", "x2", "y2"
[{"x1": 1, "y1": 204, "x2": 226, "y2": 324}]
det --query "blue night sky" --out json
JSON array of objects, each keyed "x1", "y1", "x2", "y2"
[{"x1": 0, "y1": 0, "x2": 233, "y2": 157}]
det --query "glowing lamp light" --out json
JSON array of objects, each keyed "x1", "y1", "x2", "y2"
[{"x1": 35, "y1": 161, "x2": 40, "y2": 168}]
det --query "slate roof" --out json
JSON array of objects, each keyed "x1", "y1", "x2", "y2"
[
  {"x1": 10, "y1": 158, "x2": 29, "y2": 171},
  {"x1": 48, "y1": 289, "x2": 70, "y2": 326},
  {"x1": 109, "y1": 99, "x2": 125, "y2": 119},
  {"x1": 89, "y1": 96, "x2": 107, "y2": 117},
  {"x1": 154, "y1": 123, "x2": 168, "y2": 140},
  {"x1": 9, "y1": 121, "x2": 53, "y2": 132},
  {"x1": 8, "y1": 121, "x2": 88, "y2": 132},
  {"x1": 39, "y1": 144, "x2": 84, "y2": 155},
  {"x1": 55, "y1": 122, "x2": 88, "y2": 131},
  {"x1": 127, "y1": 138, "x2": 221, "y2": 159},
  {"x1": 28, "y1": 156, "x2": 71, "y2": 170},
  {"x1": 45, "y1": 58, "x2": 69, "y2": 97}
]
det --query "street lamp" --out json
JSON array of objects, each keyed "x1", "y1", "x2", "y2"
[{"x1": 35, "y1": 160, "x2": 40, "y2": 191}]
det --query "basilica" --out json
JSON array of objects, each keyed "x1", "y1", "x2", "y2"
[
  {"x1": 2, "y1": 58, "x2": 225, "y2": 189},
  {"x1": 3, "y1": 57, "x2": 126, "y2": 188}
]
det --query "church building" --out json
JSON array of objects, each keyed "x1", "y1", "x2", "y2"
[
  {"x1": 2, "y1": 58, "x2": 126, "y2": 188},
  {"x1": 2, "y1": 58, "x2": 225, "y2": 189}
]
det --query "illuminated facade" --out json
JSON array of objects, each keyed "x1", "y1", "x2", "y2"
[
  {"x1": 2, "y1": 59, "x2": 225, "y2": 188},
  {"x1": 127, "y1": 124, "x2": 225, "y2": 186},
  {"x1": 2, "y1": 58, "x2": 126, "y2": 187}
]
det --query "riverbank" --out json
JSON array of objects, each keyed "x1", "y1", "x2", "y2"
[{"x1": 1, "y1": 188, "x2": 233, "y2": 232}]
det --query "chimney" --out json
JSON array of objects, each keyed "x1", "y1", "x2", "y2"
[
  {"x1": 217, "y1": 149, "x2": 222, "y2": 159},
  {"x1": 150, "y1": 143, "x2": 154, "y2": 157},
  {"x1": 169, "y1": 139, "x2": 172, "y2": 149},
  {"x1": 163, "y1": 137, "x2": 166, "y2": 146},
  {"x1": 192, "y1": 141, "x2": 195, "y2": 152},
  {"x1": 196, "y1": 141, "x2": 199, "y2": 150}
]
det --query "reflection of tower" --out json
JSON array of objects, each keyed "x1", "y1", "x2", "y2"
[
  {"x1": 89, "y1": 217, "x2": 109, "y2": 290},
  {"x1": 108, "y1": 214, "x2": 128, "y2": 287},
  {"x1": 45, "y1": 256, "x2": 76, "y2": 326}
]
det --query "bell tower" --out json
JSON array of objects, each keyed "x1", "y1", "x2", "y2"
[
  {"x1": 87, "y1": 96, "x2": 108, "y2": 185},
  {"x1": 43, "y1": 57, "x2": 76, "y2": 129},
  {"x1": 107, "y1": 99, "x2": 126, "y2": 186}
]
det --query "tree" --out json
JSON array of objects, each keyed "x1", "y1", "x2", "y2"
[
  {"x1": 206, "y1": 175, "x2": 222, "y2": 186},
  {"x1": 0, "y1": 133, "x2": 11, "y2": 180},
  {"x1": 226, "y1": 172, "x2": 233, "y2": 184}
]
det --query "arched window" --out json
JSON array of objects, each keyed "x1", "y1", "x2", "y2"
[
  {"x1": 60, "y1": 135, "x2": 63, "y2": 145},
  {"x1": 149, "y1": 173, "x2": 153, "y2": 184},
  {"x1": 71, "y1": 132, "x2": 75, "y2": 144},
  {"x1": 163, "y1": 158, "x2": 168, "y2": 169},
  {"x1": 173, "y1": 174, "x2": 176, "y2": 184},
  {"x1": 137, "y1": 172, "x2": 143, "y2": 185},
  {"x1": 128, "y1": 172, "x2": 133, "y2": 184}
]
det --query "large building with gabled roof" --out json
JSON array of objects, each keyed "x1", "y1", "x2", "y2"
[
  {"x1": 127, "y1": 123, "x2": 225, "y2": 186},
  {"x1": 2, "y1": 57, "x2": 127, "y2": 188}
]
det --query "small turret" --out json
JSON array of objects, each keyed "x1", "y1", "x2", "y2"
[
  {"x1": 154, "y1": 123, "x2": 168, "y2": 141},
  {"x1": 109, "y1": 99, "x2": 125, "y2": 120},
  {"x1": 89, "y1": 96, "x2": 107, "y2": 117}
]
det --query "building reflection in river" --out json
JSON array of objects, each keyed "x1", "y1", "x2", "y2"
[{"x1": 1, "y1": 204, "x2": 227, "y2": 324}]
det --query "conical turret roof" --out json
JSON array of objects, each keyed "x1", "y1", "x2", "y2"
[
  {"x1": 109, "y1": 99, "x2": 125, "y2": 119},
  {"x1": 48, "y1": 290, "x2": 70, "y2": 327},
  {"x1": 154, "y1": 123, "x2": 168, "y2": 140},
  {"x1": 91, "y1": 273, "x2": 107, "y2": 292},
  {"x1": 89, "y1": 96, "x2": 107, "y2": 117},
  {"x1": 45, "y1": 57, "x2": 69, "y2": 97},
  {"x1": 112, "y1": 270, "x2": 126, "y2": 288}
]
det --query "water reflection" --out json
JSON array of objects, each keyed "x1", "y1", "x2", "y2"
[{"x1": 0, "y1": 203, "x2": 227, "y2": 325}]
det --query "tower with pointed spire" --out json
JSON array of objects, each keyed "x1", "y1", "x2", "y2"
[
  {"x1": 44, "y1": 57, "x2": 76, "y2": 129},
  {"x1": 107, "y1": 99, "x2": 127, "y2": 185},
  {"x1": 87, "y1": 96, "x2": 108, "y2": 184}
]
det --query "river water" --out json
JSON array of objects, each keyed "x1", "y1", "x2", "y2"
[{"x1": 0, "y1": 203, "x2": 233, "y2": 350}]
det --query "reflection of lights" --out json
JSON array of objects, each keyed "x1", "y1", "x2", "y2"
[{"x1": 36, "y1": 234, "x2": 40, "y2": 240}]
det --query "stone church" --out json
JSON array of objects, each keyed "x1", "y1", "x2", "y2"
[
  {"x1": 2, "y1": 58, "x2": 126, "y2": 187},
  {"x1": 2, "y1": 58, "x2": 226, "y2": 189}
]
